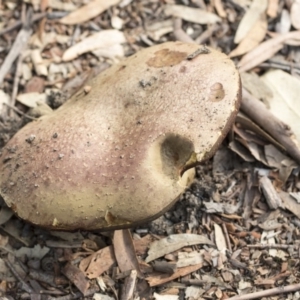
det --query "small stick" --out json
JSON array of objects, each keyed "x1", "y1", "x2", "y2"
[
  {"x1": 227, "y1": 282, "x2": 300, "y2": 300},
  {"x1": 10, "y1": 53, "x2": 24, "y2": 116},
  {"x1": 0, "y1": 8, "x2": 33, "y2": 85},
  {"x1": 195, "y1": 24, "x2": 219, "y2": 44},
  {"x1": 173, "y1": 18, "x2": 196, "y2": 44},
  {"x1": 247, "y1": 244, "x2": 298, "y2": 250},
  {"x1": 48, "y1": 287, "x2": 100, "y2": 300},
  {"x1": 222, "y1": 223, "x2": 232, "y2": 253},
  {"x1": 121, "y1": 270, "x2": 137, "y2": 300},
  {"x1": 4, "y1": 103, "x2": 37, "y2": 120},
  {"x1": 4, "y1": 258, "x2": 33, "y2": 294},
  {"x1": 0, "y1": 12, "x2": 46, "y2": 36}
]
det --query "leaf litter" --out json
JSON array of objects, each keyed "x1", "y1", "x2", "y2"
[{"x1": 0, "y1": 0, "x2": 300, "y2": 299}]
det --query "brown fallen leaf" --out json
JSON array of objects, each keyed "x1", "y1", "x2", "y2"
[
  {"x1": 133, "y1": 234, "x2": 154, "y2": 256},
  {"x1": 146, "y1": 263, "x2": 203, "y2": 287},
  {"x1": 62, "y1": 263, "x2": 90, "y2": 295},
  {"x1": 25, "y1": 76, "x2": 45, "y2": 93},
  {"x1": 113, "y1": 230, "x2": 143, "y2": 278},
  {"x1": 79, "y1": 246, "x2": 116, "y2": 279}
]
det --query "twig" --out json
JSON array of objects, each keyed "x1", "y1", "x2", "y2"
[
  {"x1": 49, "y1": 287, "x2": 100, "y2": 300},
  {"x1": 195, "y1": 23, "x2": 219, "y2": 44},
  {"x1": 241, "y1": 88, "x2": 300, "y2": 164},
  {"x1": 4, "y1": 103, "x2": 37, "y2": 120},
  {"x1": 0, "y1": 12, "x2": 46, "y2": 36},
  {"x1": 259, "y1": 60, "x2": 300, "y2": 74},
  {"x1": 29, "y1": 269, "x2": 68, "y2": 287},
  {"x1": 120, "y1": 270, "x2": 137, "y2": 300},
  {"x1": 4, "y1": 258, "x2": 33, "y2": 294},
  {"x1": 0, "y1": 8, "x2": 33, "y2": 85},
  {"x1": 10, "y1": 53, "x2": 24, "y2": 116},
  {"x1": 227, "y1": 282, "x2": 300, "y2": 300},
  {"x1": 247, "y1": 244, "x2": 299, "y2": 249},
  {"x1": 222, "y1": 223, "x2": 232, "y2": 253},
  {"x1": 192, "y1": 0, "x2": 207, "y2": 9},
  {"x1": 172, "y1": 18, "x2": 196, "y2": 44}
]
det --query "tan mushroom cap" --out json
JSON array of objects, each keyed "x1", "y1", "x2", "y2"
[{"x1": 0, "y1": 42, "x2": 241, "y2": 230}]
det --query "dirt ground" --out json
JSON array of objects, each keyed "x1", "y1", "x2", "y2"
[{"x1": 0, "y1": 0, "x2": 300, "y2": 299}]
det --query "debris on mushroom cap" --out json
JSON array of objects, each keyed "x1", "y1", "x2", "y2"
[{"x1": 0, "y1": 42, "x2": 241, "y2": 231}]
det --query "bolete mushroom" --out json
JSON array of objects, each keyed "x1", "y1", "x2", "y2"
[{"x1": 0, "y1": 42, "x2": 241, "y2": 230}]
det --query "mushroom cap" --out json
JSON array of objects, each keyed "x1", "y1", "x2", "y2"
[{"x1": 0, "y1": 42, "x2": 241, "y2": 230}]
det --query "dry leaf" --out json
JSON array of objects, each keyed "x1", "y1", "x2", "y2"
[
  {"x1": 79, "y1": 246, "x2": 116, "y2": 279},
  {"x1": 145, "y1": 234, "x2": 214, "y2": 263},
  {"x1": 50, "y1": 231, "x2": 84, "y2": 242},
  {"x1": 133, "y1": 234, "x2": 154, "y2": 256},
  {"x1": 261, "y1": 69, "x2": 300, "y2": 144},
  {"x1": 234, "y1": 0, "x2": 268, "y2": 44},
  {"x1": 1, "y1": 219, "x2": 30, "y2": 246},
  {"x1": 59, "y1": 0, "x2": 121, "y2": 25},
  {"x1": 261, "y1": 230, "x2": 277, "y2": 257},
  {"x1": 213, "y1": 0, "x2": 226, "y2": 18},
  {"x1": 153, "y1": 293, "x2": 178, "y2": 300},
  {"x1": 291, "y1": 0, "x2": 300, "y2": 30},
  {"x1": 236, "y1": 113, "x2": 284, "y2": 151},
  {"x1": 48, "y1": 0, "x2": 76, "y2": 11},
  {"x1": 267, "y1": 0, "x2": 279, "y2": 18},
  {"x1": 280, "y1": 191, "x2": 300, "y2": 219},
  {"x1": 113, "y1": 230, "x2": 142, "y2": 277},
  {"x1": 202, "y1": 274, "x2": 231, "y2": 288},
  {"x1": 177, "y1": 251, "x2": 204, "y2": 268},
  {"x1": 185, "y1": 286, "x2": 205, "y2": 299},
  {"x1": 16, "y1": 92, "x2": 47, "y2": 108},
  {"x1": 238, "y1": 30, "x2": 300, "y2": 72},
  {"x1": 93, "y1": 294, "x2": 115, "y2": 300},
  {"x1": 278, "y1": 9, "x2": 292, "y2": 34},
  {"x1": 240, "y1": 72, "x2": 272, "y2": 102},
  {"x1": 25, "y1": 76, "x2": 45, "y2": 93},
  {"x1": 111, "y1": 15, "x2": 123, "y2": 30},
  {"x1": 164, "y1": 5, "x2": 221, "y2": 24},
  {"x1": 63, "y1": 263, "x2": 90, "y2": 295},
  {"x1": 146, "y1": 263, "x2": 203, "y2": 287},
  {"x1": 214, "y1": 224, "x2": 227, "y2": 254},
  {"x1": 229, "y1": 140, "x2": 255, "y2": 162},
  {"x1": 15, "y1": 244, "x2": 50, "y2": 259},
  {"x1": 31, "y1": 49, "x2": 48, "y2": 76},
  {"x1": 62, "y1": 30, "x2": 126, "y2": 61},
  {"x1": 92, "y1": 44, "x2": 124, "y2": 62},
  {"x1": 0, "y1": 90, "x2": 10, "y2": 117},
  {"x1": 264, "y1": 144, "x2": 297, "y2": 184},
  {"x1": 0, "y1": 207, "x2": 14, "y2": 226},
  {"x1": 229, "y1": 14, "x2": 267, "y2": 57},
  {"x1": 259, "y1": 176, "x2": 282, "y2": 209}
]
